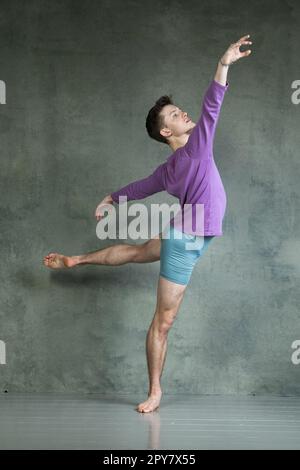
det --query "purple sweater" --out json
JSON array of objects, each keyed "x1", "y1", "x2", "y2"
[{"x1": 111, "y1": 79, "x2": 229, "y2": 236}]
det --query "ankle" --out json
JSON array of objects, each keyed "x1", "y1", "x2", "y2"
[
  {"x1": 69, "y1": 255, "x2": 82, "y2": 267},
  {"x1": 149, "y1": 387, "x2": 162, "y2": 396}
]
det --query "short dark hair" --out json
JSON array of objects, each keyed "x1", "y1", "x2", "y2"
[{"x1": 145, "y1": 94, "x2": 174, "y2": 145}]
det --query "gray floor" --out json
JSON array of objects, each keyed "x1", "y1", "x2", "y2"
[{"x1": 0, "y1": 393, "x2": 299, "y2": 450}]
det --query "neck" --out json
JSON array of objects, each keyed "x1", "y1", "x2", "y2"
[{"x1": 169, "y1": 128, "x2": 194, "y2": 152}]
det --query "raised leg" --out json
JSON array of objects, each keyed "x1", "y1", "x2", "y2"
[
  {"x1": 136, "y1": 276, "x2": 187, "y2": 413},
  {"x1": 43, "y1": 235, "x2": 161, "y2": 269}
]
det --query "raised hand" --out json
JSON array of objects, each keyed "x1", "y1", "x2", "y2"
[{"x1": 220, "y1": 34, "x2": 252, "y2": 66}]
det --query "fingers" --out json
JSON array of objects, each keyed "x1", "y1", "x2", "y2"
[
  {"x1": 234, "y1": 34, "x2": 252, "y2": 47},
  {"x1": 95, "y1": 201, "x2": 114, "y2": 221},
  {"x1": 238, "y1": 34, "x2": 251, "y2": 42},
  {"x1": 240, "y1": 40, "x2": 252, "y2": 46},
  {"x1": 95, "y1": 211, "x2": 103, "y2": 220},
  {"x1": 95, "y1": 205, "x2": 103, "y2": 220},
  {"x1": 240, "y1": 49, "x2": 252, "y2": 58},
  {"x1": 234, "y1": 40, "x2": 252, "y2": 48}
]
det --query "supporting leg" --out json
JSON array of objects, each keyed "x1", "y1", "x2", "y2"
[{"x1": 136, "y1": 276, "x2": 187, "y2": 413}]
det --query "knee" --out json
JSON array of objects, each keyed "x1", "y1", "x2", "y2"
[
  {"x1": 131, "y1": 243, "x2": 146, "y2": 263},
  {"x1": 133, "y1": 239, "x2": 160, "y2": 263},
  {"x1": 155, "y1": 310, "x2": 177, "y2": 336}
]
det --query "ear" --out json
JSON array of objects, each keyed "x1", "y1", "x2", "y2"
[{"x1": 160, "y1": 127, "x2": 171, "y2": 139}]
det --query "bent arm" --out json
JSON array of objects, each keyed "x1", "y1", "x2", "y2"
[{"x1": 111, "y1": 162, "x2": 166, "y2": 203}]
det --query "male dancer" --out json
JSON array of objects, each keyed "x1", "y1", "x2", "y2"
[{"x1": 43, "y1": 35, "x2": 252, "y2": 413}]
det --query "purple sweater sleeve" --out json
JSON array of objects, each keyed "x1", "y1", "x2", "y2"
[
  {"x1": 184, "y1": 79, "x2": 229, "y2": 159},
  {"x1": 111, "y1": 162, "x2": 167, "y2": 203}
]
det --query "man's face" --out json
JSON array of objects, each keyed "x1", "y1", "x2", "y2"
[{"x1": 160, "y1": 104, "x2": 196, "y2": 139}]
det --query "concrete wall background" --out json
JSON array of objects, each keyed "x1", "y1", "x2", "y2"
[{"x1": 0, "y1": 0, "x2": 299, "y2": 395}]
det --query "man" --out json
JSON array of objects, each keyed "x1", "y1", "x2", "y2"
[{"x1": 43, "y1": 35, "x2": 252, "y2": 413}]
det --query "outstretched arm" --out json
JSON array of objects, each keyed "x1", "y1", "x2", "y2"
[
  {"x1": 110, "y1": 162, "x2": 166, "y2": 203},
  {"x1": 95, "y1": 162, "x2": 167, "y2": 221},
  {"x1": 184, "y1": 34, "x2": 252, "y2": 160}
]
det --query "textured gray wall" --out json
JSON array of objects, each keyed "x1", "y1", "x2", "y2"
[{"x1": 0, "y1": 0, "x2": 299, "y2": 395}]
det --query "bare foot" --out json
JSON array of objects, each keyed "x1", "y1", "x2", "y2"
[
  {"x1": 136, "y1": 391, "x2": 162, "y2": 413},
  {"x1": 43, "y1": 252, "x2": 77, "y2": 269}
]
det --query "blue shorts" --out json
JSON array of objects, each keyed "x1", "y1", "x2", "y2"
[{"x1": 159, "y1": 225, "x2": 215, "y2": 285}]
